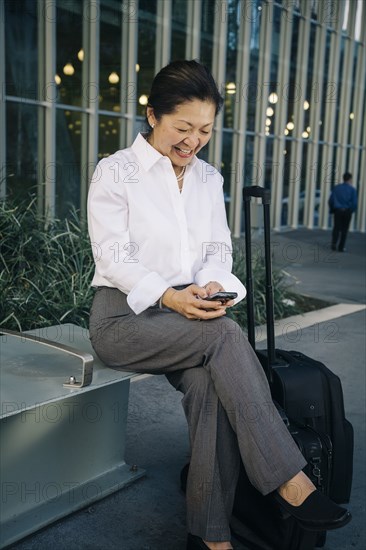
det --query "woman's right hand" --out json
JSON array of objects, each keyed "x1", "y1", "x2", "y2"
[{"x1": 161, "y1": 284, "x2": 228, "y2": 320}]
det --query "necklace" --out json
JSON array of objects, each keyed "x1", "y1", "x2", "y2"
[{"x1": 176, "y1": 166, "x2": 186, "y2": 181}]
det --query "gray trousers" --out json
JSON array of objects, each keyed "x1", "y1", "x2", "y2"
[{"x1": 89, "y1": 287, "x2": 306, "y2": 541}]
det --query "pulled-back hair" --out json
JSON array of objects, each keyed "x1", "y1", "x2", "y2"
[{"x1": 146, "y1": 60, "x2": 224, "y2": 128}]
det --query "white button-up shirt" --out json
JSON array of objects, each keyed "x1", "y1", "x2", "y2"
[{"x1": 88, "y1": 133, "x2": 246, "y2": 314}]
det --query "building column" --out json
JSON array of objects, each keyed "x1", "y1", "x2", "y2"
[
  {"x1": 319, "y1": 0, "x2": 345, "y2": 228},
  {"x1": 230, "y1": 1, "x2": 251, "y2": 237},
  {"x1": 120, "y1": 0, "x2": 138, "y2": 149},
  {"x1": 303, "y1": 2, "x2": 327, "y2": 229},
  {"x1": 0, "y1": 1, "x2": 7, "y2": 198},
  {"x1": 155, "y1": 0, "x2": 172, "y2": 71},
  {"x1": 43, "y1": 0, "x2": 57, "y2": 219},
  {"x1": 271, "y1": 2, "x2": 294, "y2": 230},
  {"x1": 348, "y1": 6, "x2": 365, "y2": 232},
  {"x1": 335, "y1": 0, "x2": 356, "y2": 177},
  {"x1": 81, "y1": 0, "x2": 100, "y2": 218},
  {"x1": 287, "y1": 0, "x2": 311, "y2": 228},
  {"x1": 185, "y1": 0, "x2": 201, "y2": 60},
  {"x1": 252, "y1": 0, "x2": 274, "y2": 189},
  {"x1": 208, "y1": 0, "x2": 228, "y2": 167}
]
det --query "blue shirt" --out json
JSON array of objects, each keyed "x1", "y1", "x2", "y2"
[{"x1": 329, "y1": 183, "x2": 357, "y2": 212}]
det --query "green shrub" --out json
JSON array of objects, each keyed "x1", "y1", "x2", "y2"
[
  {"x1": 0, "y1": 198, "x2": 94, "y2": 330},
  {"x1": 0, "y1": 198, "x2": 311, "y2": 332},
  {"x1": 227, "y1": 239, "x2": 301, "y2": 328}
]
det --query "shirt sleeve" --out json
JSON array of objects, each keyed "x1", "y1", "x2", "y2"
[
  {"x1": 193, "y1": 179, "x2": 246, "y2": 304},
  {"x1": 87, "y1": 158, "x2": 170, "y2": 314}
]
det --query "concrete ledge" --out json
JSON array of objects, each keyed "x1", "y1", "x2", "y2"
[{"x1": 255, "y1": 303, "x2": 366, "y2": 342}]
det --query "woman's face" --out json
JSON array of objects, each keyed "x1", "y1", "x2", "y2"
[{"x1": 146, "y1": 100, "x2": 216, "y2": 169}]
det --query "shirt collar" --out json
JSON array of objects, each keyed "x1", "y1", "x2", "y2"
[{"x1": 131, "y1": 132, "x2": 199, "y2": 172}]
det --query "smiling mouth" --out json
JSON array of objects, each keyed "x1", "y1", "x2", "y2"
[{"x1": 174, "y1": 146, "x2": 193, "y2": 156}]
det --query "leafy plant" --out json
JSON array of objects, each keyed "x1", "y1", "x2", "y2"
[
  {"x1": 227, "y1": 239, "x2": 304, "y2": 329},
  {"x1": 0, "y1": 198, "x2": 94, "y2": 331}
]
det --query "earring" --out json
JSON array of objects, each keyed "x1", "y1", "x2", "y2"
[{"x1": 151, "y1": 123, "x2": 155, "y2": 129}]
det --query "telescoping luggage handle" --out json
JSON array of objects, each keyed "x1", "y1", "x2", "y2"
[
  {"x1": 0, "y1": 328, "x2": 94, "y2": 388},
  {"x1": 242, "y1": 186, "x2": 276, "y2": 380}
]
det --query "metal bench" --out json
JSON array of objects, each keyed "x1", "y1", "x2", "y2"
[{"x1": 0, "y1": 323, "x2": 144, "y2": 549}]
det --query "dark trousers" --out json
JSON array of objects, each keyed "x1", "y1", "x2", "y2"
[{"x1": 332, "y1": 209, "x2": 352, "y2": 251}]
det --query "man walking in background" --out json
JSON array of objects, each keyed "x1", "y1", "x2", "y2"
[{"x1": 329, "y1": 172, "x2": 358, "y2": 252}]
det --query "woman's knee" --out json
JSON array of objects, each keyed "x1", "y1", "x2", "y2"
[{"x1": 167, "y1": 367, "x2": 213, "y2": 396}]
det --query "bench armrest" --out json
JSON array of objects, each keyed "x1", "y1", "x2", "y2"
[{"x1": 0, "y1": 329, "x2": 93, "y2": 388}]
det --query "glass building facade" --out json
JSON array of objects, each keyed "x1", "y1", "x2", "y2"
[{"x1": 1, "y1": 0, "x2": 365, "y2": 235}]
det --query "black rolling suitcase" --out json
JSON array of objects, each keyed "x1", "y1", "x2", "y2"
[{"x1": 230, "y1": 186, "x2": 354, "y2": 549}]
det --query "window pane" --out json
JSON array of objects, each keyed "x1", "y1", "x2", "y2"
[
  {"x1": 200, "y1": 0, "x2": 215, "y2": 67},
  {"x1": 5, "y1": 0, "x2": 38, "y2": 99},
  {"x1": 222, "y1": 130, "x2": 233, "y2": 203},
  {"x1": 6, "y1": 102, "x2": 41, "y2": 200},
  {"x1": 137, "y1": 0, "x2": 157, "y2": 117},
  {"x1": 99, "y1": 0, "x2": 122, "y2": 112},
  {"x1": 98, "y1": 115, "x2": 120, "y2": 159},
  {"x1": 171, "y1": 0, "x2": 187, "y2": 59},
  {"x1": 224, "y1": 0, "x2": 240, "y2": 129},
  {"x1": 56, "y1": 0, "x2": 83, "y2": 107},
  {"x1": 55, "y1": 109, "x2": 83, "y2": 217}
]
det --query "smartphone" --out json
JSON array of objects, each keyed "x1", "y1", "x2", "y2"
[{"x1": 204, "y1": 291, "x2": 238, "y2": 302}]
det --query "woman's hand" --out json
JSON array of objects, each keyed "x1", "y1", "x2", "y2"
[
  {"x1": 204, "y1": 280, "x2": 236, "y2": 308},
  {"x1": 161, "y1": 284, "x2": 230, "y2": 320}
]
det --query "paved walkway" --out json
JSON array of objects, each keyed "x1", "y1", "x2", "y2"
[{"x1": 8, "y1": 229, "x2": 366, "y2": 550}]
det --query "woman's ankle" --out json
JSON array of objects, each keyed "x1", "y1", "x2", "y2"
[
  {"x1": 278, "y1": 471, "x2": 316, "y2": 506},
  {"x1": 203, "y1": 541, "x2": 233, "y2": 550}
]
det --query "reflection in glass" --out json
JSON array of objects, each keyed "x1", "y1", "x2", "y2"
[
  {"x1": 99, "y1": 0, "x2": 122, "y2": 112},
  {"x1": 98, "y1": 115, "x2": 120, "y2": 159},
  {"x1": 224, "y1": 0, "x2": 240, "y2": 129},
  {"x1": 222, "y1": 130, "x2": 234, "y2": 206},
  {"x1": 137, "y1": 1, "x2": 157, "y2": 117},
  {"x1": 244, "y1": 134, "x2": 255, "y2": 186},
  {"x1": 56, "y1": 110, "x2": 83, "y2": 217},
  {"x1": 200, "y1": 0, "x2": 215, "y2": 67},
  {"x1": 5, "y1": 0, "x2": 38, "y2": 99},
  {"x1": 6, "y1": 103, "x2": 41, "y2": 200},
  {"x1": 56, "y1": 1, "x2": 83, "y2": 107},
  {"x1": 171, "y1": 0, "x2": 187, "y2": 60}
]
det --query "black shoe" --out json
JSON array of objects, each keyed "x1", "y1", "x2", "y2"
[
  {"x1": 186, "y1": 533, "x2": 232, "y2": 550},
  {"x1": 186, "y1": 534, "x2": 210, "y2": 549},
  {"x1": 273, "y1": 490, "x2": 352, "y2": 532}
]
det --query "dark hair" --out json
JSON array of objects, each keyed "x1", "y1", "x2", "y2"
[
  {"x1": 146, "y1": 60, "x2": 224, "y2": 128},
  {"x1": 343, "y1": 172, "x2": 352, "y2": 182}
]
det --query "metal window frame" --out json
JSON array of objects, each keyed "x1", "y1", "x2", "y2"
[
  {"x1": 43, "y1": 0, "x2": 57, "y2": 219},
  {"x1": 350, "y1": 5, "x2": 366, "y2": 232},
  {"x1": 230, "y1": 1, "x2": 252, "y2": 237},
  {"x1": 318, "y1": 0, "x2": 345, "y2": 228},
  {"x1": 252, "y1": 0, "x2": 274, "y2": 191},
  {"x1": 155, "y1": 0, "x2": 172, "y2": 72},
  {"x1": 0, "y1": 0, "x2": 6, "y2": 199},
  {"x1": 303, "y1": 1, "x2": 327, "y2": 229},
  {"x1": 80, "y1": 0, "x2": 100, "y2": 219},
  {"x1": 287, "y1": 0, "x2": 312, "y2": 229},
  {"x1": 335, "y1": 0, "x2": 356, "y2": 176},
  {"x1": 208, "y1": 0, "x2": 228, "y2": 167},
  {"x1": 271, "y1": 3, "x2": 295, "y2": 230},
  {"x1": 185, "y1": 0, "x2": 201, "y2": 60},
  {"x1": 1, "y1": 0, "x2": 365, "y2": 236},
  {"x1": 120, "y1": 0, "x2": 138, "y2": 148}
]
